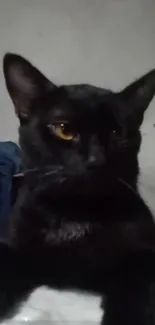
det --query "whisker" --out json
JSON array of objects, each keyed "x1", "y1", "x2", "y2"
[
  {"x1": 38, "y1": 169, "x2": 64, "y2": 178},
  {"x1": 118, "y1": 178, "x2": 139, "y2": 197},
  {"x1": 13, "y1": 165, "x2": 63, "y2": 178}
]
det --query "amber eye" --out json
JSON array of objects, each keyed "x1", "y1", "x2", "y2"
[{"x1": 47, "y1": 123, "x2": 74, "y2": 141}]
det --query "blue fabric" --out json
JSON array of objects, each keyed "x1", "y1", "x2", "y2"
[{"x1": 0, "y1": 141, "x2": 21, "y2": 236}]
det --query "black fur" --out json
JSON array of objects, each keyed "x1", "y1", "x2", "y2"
[{"x1": 1, "y1": 53, "x2": 155, "y2": 324}]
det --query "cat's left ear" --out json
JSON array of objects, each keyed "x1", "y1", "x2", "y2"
[{"x1": 120, "y1": 69, "x2": 155, "y2": 126}]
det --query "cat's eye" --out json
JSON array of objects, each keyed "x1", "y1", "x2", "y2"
[
  {"x1": 47, "y1": 123, "x2": 74, "y2": 141},
  {"x1": 109, "y1": 129, "x2": 120, "y2": 139},
  {"x1": 112, "y1": 128, "x2": 121, "y2": 136}
]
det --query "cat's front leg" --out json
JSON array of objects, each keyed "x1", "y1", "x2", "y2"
[
  {"x1": 102, "y1": 279, "x2": 154, "y2": 325},
  {"x1": 0, "y1": 241, "x2": 35, "y2": 322}
]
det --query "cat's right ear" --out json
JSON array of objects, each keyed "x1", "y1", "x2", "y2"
[{"x1": 3, "y1": 53, "x2": 56, "y2": 120}]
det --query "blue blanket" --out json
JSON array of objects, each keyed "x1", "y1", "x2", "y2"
[{"x1": 0, "y1": 141, "x2": 21, "y2": 236}]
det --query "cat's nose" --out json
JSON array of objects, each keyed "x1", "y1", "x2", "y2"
[{"x1": 87, "y1": 137, "x2": 105, "y2": 168}]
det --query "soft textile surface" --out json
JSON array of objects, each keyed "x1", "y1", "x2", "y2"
[
  {"x1": 0, "y1": 141, "x2": 21, "y2": 236},
  {"x1": 1, "y1": 287, "x2": 103, "y2": 325}
]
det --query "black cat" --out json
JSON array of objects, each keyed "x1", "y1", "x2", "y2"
[{"x1": 1, "y1": 53, "x2": 155, "y2": 324}]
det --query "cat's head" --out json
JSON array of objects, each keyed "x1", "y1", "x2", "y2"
[{"x1": 3, "y1": 54, "x2": 155, "y2": 193}]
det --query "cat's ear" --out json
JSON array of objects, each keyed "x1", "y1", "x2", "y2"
[
  {"x1": 120, "y1": 70, "x2": 155, "y2": 126},
  {"x1": 3, "y1": 53, "x2": 56, "y2": 119}
]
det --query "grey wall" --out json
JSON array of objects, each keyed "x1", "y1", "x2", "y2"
[{"x1": 0, "y1": 0, "x2": 155, "y2": 206}]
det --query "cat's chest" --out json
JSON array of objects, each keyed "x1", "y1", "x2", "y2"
[
  {"x1": 3, "y1": 287, "x2": 103, "y2": 325},
  {"x1": 13, "y1": 208, "x2": 147, "y2": 258}
]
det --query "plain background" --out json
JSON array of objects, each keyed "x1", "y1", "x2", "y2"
[{"x1": 0, "y1": 0, "x2": 155, "y2": 205}]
